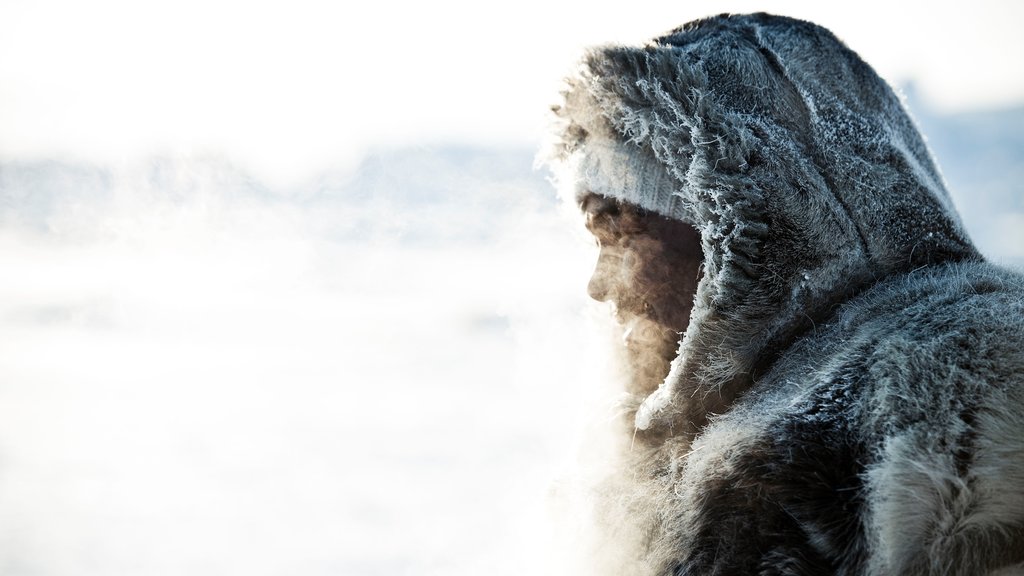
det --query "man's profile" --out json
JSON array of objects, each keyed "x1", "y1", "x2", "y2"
[{"x1": 548, "y1": 13, "x2": 1024, "y2": 575}]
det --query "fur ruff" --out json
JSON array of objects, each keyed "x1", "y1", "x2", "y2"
[{"x1": 548, "y1": 13, "x2": 1024, "y2": 575}]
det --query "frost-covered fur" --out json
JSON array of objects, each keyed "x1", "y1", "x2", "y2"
[{"x1": 549, "y1": 13, "x2": 1024, "y2": 575}]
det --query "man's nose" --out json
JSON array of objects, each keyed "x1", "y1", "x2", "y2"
[{"x1": 587, "y1": 248, "x2": 617, "y2": 302}]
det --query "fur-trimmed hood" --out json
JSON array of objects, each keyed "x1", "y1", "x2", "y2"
[{"x1": 549, "y1": 13, "x2": 981, "y2": 433}]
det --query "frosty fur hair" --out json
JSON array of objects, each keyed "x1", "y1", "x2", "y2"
[
  {"x1": 551, "y1": 12, "x2": 976, "y2": 437},
  {"x1": 548, "y1": 13, "x2": 1024, "y2": 575}
]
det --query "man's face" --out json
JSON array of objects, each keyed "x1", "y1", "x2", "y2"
[{"x1": 582, "y1": 193, "x2": 703, "y2": 395}]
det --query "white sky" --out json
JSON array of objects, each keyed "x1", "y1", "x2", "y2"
[{"x1": 1, "y1": 0, "x2": 1023, "y2": 185}]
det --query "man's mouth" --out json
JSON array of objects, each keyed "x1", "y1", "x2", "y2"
[
  {"x1": 621, "y1": 315, "x2": 642, "y2": 346},
  {"x1": 616, "y1": 310, "x2": 681, "y2": 395}
]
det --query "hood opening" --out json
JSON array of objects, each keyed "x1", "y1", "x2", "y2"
[
  {"x1": 550, "y1": 12, "x2": 981, "y2": 440},
  {"x1": 582, "y1": 192, "x2": 704, "y2": 398}
]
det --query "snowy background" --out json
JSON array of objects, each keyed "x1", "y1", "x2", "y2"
[
  {"x1": 1, "y1": 1, "x2": 1023, "y2": 575},
  {"x1": 0, "y1": 147, "x2": 599, "y2": 575}
]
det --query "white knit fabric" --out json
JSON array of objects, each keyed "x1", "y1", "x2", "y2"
[{"x1": 571, "y1": 140, "x2": 686, "y2": 220}]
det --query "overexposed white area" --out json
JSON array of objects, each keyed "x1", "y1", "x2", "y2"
[
  {"x1": 1, "y1": 0, "x2": 1023, "y2": 184},
  {"x1": 0, "y1": 150, "x2": 618, "y2": 575},
  {"x1": 0, "y1": 2, "x2": 1023, "y2": 575}
]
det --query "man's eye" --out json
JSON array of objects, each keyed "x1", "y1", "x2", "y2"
[
  {"x1": 599, "y1": 218, "x2": 625, "y2": 238},
  {"x1": 588, "y1": 222, "x2": 617, "y2": 245}
]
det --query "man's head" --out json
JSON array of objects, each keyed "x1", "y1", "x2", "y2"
[
  {"x1": 581, "y1": 192, "x2": 702, "y2": 395},
  {"x1": 553, "y1": 13, "x2": 979, "y2": 431}
]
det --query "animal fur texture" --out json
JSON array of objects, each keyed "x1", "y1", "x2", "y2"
[{"x1": 548, "y1": 13, "x2": 1024, "y2": 575}]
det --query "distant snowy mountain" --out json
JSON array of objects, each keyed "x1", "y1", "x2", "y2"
[
  {"x1": 0, "y1": 146, "x2": 553, "y2": 246},
  {"x1": 905, "y1": 90, "x2": 1024, "y2": 264},
  {"x1": 304, "y1": 145, "x2": 553, "y2": 244}
]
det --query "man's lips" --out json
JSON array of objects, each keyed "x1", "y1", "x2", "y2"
[{"x1": 621, "y1": 316, "x2": 642, "y2": 346}]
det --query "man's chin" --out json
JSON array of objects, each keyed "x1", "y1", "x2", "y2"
[{"x1": 618, "y1": 315, "x2": 680, "y2": 395}]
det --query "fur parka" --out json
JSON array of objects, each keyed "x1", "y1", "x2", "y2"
[{"x1": 550, "y1": 13, "x2": 1024, "y2": 575}]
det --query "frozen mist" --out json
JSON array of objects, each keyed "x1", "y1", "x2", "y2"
[
  {"x1": 0, "y1": 146, "x2": 620, "y2": 576},
  {"x1": 0, "y1": 103, "x2": 1022, "y2": 575}
]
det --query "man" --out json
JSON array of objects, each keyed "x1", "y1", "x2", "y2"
[{"x1": 548, "y1": 13, "x2": 1024, "y2": 575}]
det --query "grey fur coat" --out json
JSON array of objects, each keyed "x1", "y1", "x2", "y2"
[{"x1": 549, "y1": 13, "x2": 1024, "y2": 576}]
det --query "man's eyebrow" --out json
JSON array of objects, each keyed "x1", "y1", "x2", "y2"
[{"x1": 581, "y1": 193, "x2": 619, "y2": 216}]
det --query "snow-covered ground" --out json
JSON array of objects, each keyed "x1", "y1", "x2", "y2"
[
  {"x1": 0, "y1": 147, "x2": 613, "y2": 576},
  {"x1": 0, "y1": 102, "x2": 1021, "y2": 575}
]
